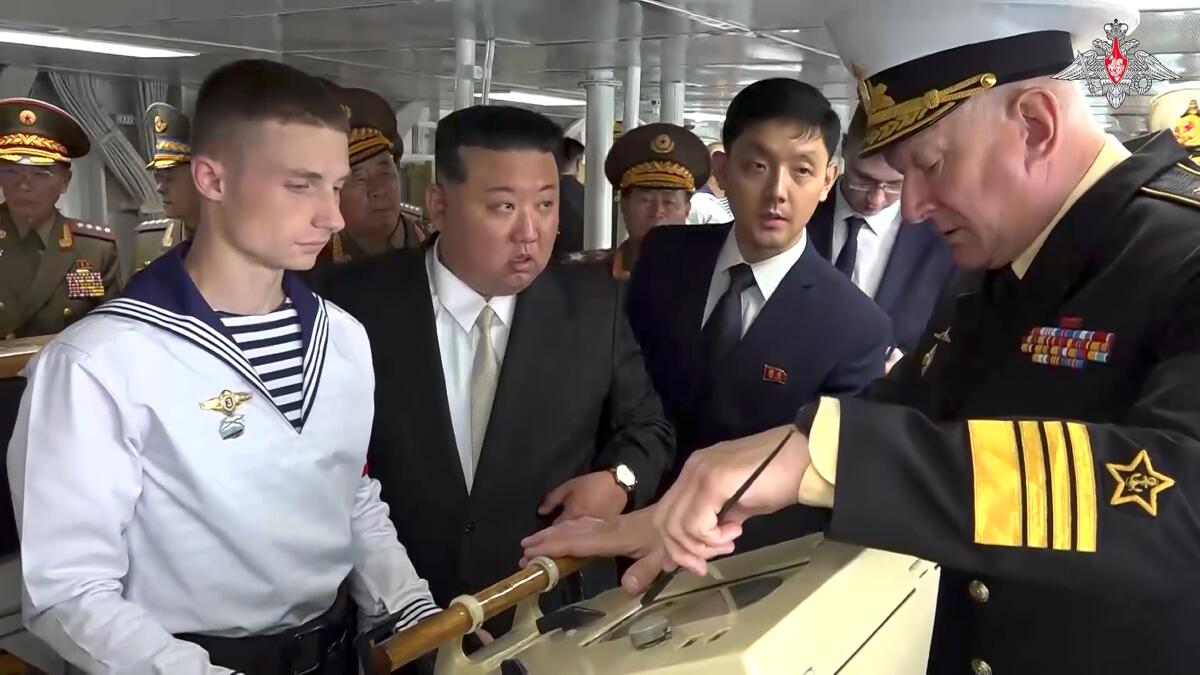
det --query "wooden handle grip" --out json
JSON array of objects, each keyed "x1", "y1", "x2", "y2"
[{"x1": 372, "y1": 556, "x2": 588, "y2": 672}]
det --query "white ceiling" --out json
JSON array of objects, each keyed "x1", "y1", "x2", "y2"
[{"x1": 0, "y1": 0, "x2": 1198, "y2": 138}]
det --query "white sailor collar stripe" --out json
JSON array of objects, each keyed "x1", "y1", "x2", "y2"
[{"x1": 93, "y1": 243, "x2": 330, "y2": 432}]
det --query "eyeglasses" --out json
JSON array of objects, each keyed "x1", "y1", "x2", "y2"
[
  {"x1": 844, "y1": 179, "x2": 903, "y2": 196},
  {"x1": 0, "y1": 166, "x2": 57, "y2": 185}
]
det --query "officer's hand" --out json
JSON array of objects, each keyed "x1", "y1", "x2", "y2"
[
  {"x1": 655, "y1": 425, "x2": 811, "y2": 577},
  {"x1": 539, "y1": 471, "x2": 628, "y2": 524}
]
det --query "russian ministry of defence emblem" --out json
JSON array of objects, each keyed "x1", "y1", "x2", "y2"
[{"x1": 1053, "y1": 19, "x2": 1178, "y2": 109}]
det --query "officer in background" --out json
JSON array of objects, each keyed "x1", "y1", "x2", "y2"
[
  {"x1": 305, "y1": 86, "x2": 427, "y2": 291},
  {"x1": 1150, "y1": 88, "x2": 1200, "y2": 150},
  {"x1": 564, "y1": 123, "x2": 709, "y2": 280},
  {"x1": 131, "y1": 102, "x2": 199, "y2": 276},
  {"x1": 0, "y1": 98, "x2": 118, "y2": 339}
]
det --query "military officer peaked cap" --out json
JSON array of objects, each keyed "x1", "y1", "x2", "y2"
[
  {"x1": 826, "y1": 0, "x2": 1138, "y2": 156},
  {"x1": 0, "y1": 97, "x2": 90, "y2": 165},
  {"x1": 334, "y1": 86, "x2": 403, "y2": 164},
  {"x1": 145, "y1": 102, "x2": 192, "y2": 170},
  {"x1": 604, "y1": 122, "x2": 710, "y2": 192}
]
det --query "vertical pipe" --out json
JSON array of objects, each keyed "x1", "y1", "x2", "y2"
[
  {"x1": 623, "y1": 65, "x2": 642, "y2": 131},
  {"x1": 660, "y1": 81, "x2": 685, "y2": 125},
  {"x1": 455, "y1": 38, "x2": 476, "y2": 110},
  {"x1": 583, "y1": 69, "x2": 617, "y2": 251}
]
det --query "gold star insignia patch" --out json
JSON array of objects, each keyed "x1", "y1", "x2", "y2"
[{"x1": 1106, "y1": 449, "x2": 1175, "y2": 517}]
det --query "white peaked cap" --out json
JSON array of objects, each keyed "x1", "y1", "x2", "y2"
[{"x1": 825, "y1": 0, "x2": 1142, "y2": 154}]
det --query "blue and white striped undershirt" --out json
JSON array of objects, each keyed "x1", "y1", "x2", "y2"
[{"x1": 218, "y1": 300, "x2": 305, "y2": 430}]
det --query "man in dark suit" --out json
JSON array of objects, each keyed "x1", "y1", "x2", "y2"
[
  {"x1": 808, "y1": 114, "x2": 956, "y2": 359},
  {"x1": 323, "y1": 106, "x2": 673, "y2": 632},
  {"x1": 625, "y1": 78, "x2": 892, "y2": 551},
  {"x1": 553, "y1": 137, "x2": 585, "y2": 257}
]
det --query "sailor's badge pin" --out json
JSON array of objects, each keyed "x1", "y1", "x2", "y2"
[{"x1": 201, "y1": 389, "x2": 253, "y2": 440}]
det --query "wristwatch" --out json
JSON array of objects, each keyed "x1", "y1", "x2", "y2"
[{"x1": 610, "y1": 463, "x2": 637, "y2": 495}]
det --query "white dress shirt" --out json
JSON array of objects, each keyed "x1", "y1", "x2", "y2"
[
  {"x1": 426, "y1": 242, "x2": 517, "y2": 489},
  {"x1": 701, "y1": 227, "x2": 808, "y2": 335},
  {"x1": 9, "y1": 294, "x2": 438, "y2": 674},
  {"x1": 829, "y1": 187, "x2": 903, "y2": 299}
]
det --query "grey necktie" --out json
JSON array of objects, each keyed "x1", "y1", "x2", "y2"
[{"x1": 469, "y1": 305, "x2": 500, "y2": 483}]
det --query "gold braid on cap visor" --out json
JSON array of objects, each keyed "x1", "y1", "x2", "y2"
[
  {"x1": 860, "y1": 72, "x2": 998, "y2": 152},
  {"x1": 620, "y1": 160, "x2": 695, "y2": 190},
  {"x1": 349, "y1": 127, "x2": 392, "y2": 162},
  {"x1": 0, "y1": 133, "x2": 71, "y2": 164},
  {"x1": 149, "y1": 139, "x2": 191, "y2": 169}
]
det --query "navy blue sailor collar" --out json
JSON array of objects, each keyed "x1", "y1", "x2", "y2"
[{"x1": 94, "y1": 241, "x2": 330, "y2": 433}]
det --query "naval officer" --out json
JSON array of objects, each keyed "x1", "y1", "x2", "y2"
[
  {"x1": 8, "y1": 59, "x2": 438, "y2": 675},
  {"x1": 528, "y1": 2, "x2": 1200, "y2": 674},
  {"x1": 131, "y1": 102, "x2": 200, "y2": 277},
  {"x1": 0, "y1": 98, "x2": 119, "y2": 338}
]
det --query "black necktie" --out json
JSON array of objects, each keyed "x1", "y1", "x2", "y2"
[
  {"x1": 835, "y1": 216, "x2": 866, "y2": 277},
  {"x1": 701, "y1": 263, "x2": 757, "y2": 369}
]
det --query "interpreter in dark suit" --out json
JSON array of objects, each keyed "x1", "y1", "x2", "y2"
[
  {"x1": 807, "y1": 114, "x2": 957, "y2": 360},
  {"x1": 625, "y1": 78, "x2": 892, "y2": 552},
  {"x1": 554, "y1": 137, "x2": 586, "y2": 257},
  {"x1": 322, "y1": 106, "x2": 673, "y2": 633}
]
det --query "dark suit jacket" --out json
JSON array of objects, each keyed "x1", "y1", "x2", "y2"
[
  {"x1": 626, "y1": 223, "x2": 891, "y2": 550},
  {"x1": 554, "y1": 176, "x2": 586, "y2": 256},
  {"x1": 323, "y1": 246, "x2": 673, "y2": 618},
  {"x1": 807, "y1": 184, "x2": 957, "y2": 354}
]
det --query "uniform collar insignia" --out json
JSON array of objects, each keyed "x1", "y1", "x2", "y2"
[{"x1": 1106, "y1": 449, "x2": 1175, "y2": 517}]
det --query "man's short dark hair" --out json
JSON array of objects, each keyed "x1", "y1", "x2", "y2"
[
  {"x1": 721, "y1": 78, "x2": 841, "y2": 159},
  {"x1": 559, "y1": 138, "x2": 585, "y2": 172},
  {"x1": 435, "y1": 106, "x2": 563, "y2": 184},
  {"x1": 192, "y1": 59, "x2": 348, "y2": 155}
]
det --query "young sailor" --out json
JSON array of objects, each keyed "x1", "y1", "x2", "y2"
[{"x1": 7, "y1": 59, "x2": 438, "y2": 674}]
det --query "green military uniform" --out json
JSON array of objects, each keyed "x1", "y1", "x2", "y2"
[
  {"x1": 0, "y1": 98, "x2": 119, "y2": 338},
  {"x1": 306, "y1": 85, "x2": 428, "y2": 290},
  {"x1": 131, "y1": 102, "x2": 193, "y2": 276},
  {"x1": 561, "y1": 123, "x2": 709, "y2": 280},
  {"x1": 796, "y1": 4, "x2": 1200, "y2": 674}
]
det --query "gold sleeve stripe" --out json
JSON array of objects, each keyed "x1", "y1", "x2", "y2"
[
  {"x1": 1043, "y1": 421, "x2": 1073, "y2": 552},
  {"x1": 1067, "y1": 423, "x2": 1098, "y2": 553},
  {"x1": 968, "y1": 420, "x2": 1023, "y2": 547},
  {"x1": 1018, "y1": 421, "x2": 1049, "y2": 549}
]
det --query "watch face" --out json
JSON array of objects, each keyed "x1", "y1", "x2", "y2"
[{"x1": 616, "y1": 464, "x2": 637, "y2": 488}]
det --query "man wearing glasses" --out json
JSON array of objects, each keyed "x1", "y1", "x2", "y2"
[
  {"x1": 0, "y1": 98, "x2": 119, "y2": 339},
  {"x1": 808, "y1": 114, "x2": 956, "y2": 360}
]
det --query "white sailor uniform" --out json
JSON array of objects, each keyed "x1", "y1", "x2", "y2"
[{"x1": 7, "y1": 243, "x2": 439, "y2": 674}]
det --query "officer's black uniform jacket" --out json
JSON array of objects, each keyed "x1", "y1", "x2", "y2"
[{"x1": 796, "y1": 132, "x2": 1200, "y2": 675}]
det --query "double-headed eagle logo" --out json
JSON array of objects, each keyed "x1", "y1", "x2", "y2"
[{"x1": 1053, "y1": 19, "x2": 1178, "y2": 109}]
